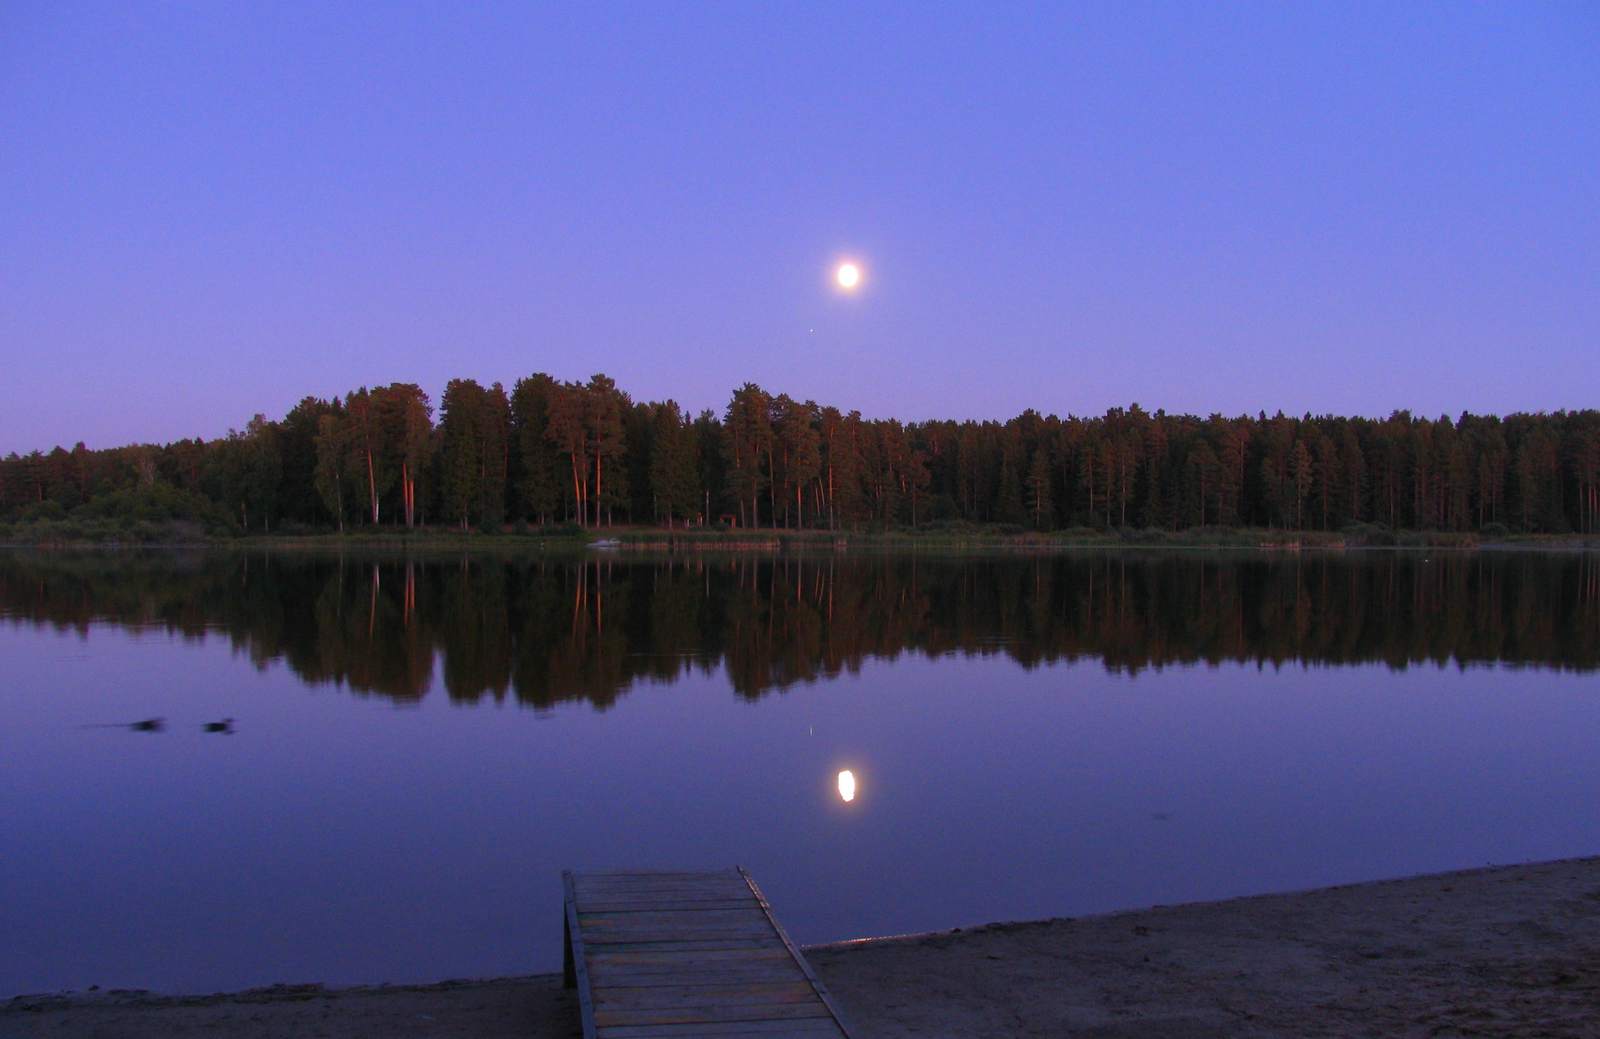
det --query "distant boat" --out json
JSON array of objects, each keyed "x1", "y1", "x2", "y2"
[
  {"x1": 203, "y1": 718, "x2": 235, "y2": 734},
  {"x1": 589, "y1": 538, "x2": 622, "y2": 550}
]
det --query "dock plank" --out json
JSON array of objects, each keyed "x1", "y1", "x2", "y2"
[
  {"x1": 579, "y1": 890, "x2": 764, "y2": 909},
  {"x1": 594, "y1": 1002, "x2": 834, "y2": 1027},
  {"x1": 586, "y1": 948, "x2": 794, "y2": 967},
  {"x1": 563, "y1": 868, "x2": 852, "y2": 1039},
  {"x1": 594, "y1": 981, "x2": 819, "y2": 1010},
  {"x1": 581, "y1": 938, "x2": 787, "y2": 954},
  {"x1": 591, "y1": 963, "x2": 805, "y2": 984},
  {"x1": 598, "y1": 1023, "x2": 843, "y2": 1038},
  {"x1": 576, "y1": 874, "x2": 752, "y2": 890}
]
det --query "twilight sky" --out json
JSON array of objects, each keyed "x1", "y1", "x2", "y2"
[{"x1": 3, "y1": 3, "x2": 1596, "y2": 454}]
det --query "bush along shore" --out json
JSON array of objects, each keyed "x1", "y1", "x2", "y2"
[
  {"x1": 4, "y1": 513, "x2": 1600, "y2": 552},
  {"x1": 0, "y1": 479, "x2": 1596, "y2": 553}
]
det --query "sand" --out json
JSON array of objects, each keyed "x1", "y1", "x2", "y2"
[{"x1": 7, "y1": 857, "x2": 1599, "y2": 1038}]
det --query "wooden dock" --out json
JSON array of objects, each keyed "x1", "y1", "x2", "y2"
[{"x1": 562, "y1": 867, "x2": 853, "y2": 1039}]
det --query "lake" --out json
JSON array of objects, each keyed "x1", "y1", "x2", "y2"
[{"x1": 2, "y1": 547, "x2": 1598, "y2": 996}]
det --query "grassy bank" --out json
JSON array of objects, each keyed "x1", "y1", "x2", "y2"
[{"x1": 4, "y1": 517, "x2": 1599, "y2": 552}]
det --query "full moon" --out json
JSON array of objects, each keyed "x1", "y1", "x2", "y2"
[
  {"x1": 837, "y1": 769, "x2": 857, "y2": 803},
  {"x1": 835, "y1": 262, "x2": 862, "y2": 291}
]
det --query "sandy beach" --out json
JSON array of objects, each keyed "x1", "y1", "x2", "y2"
[{"x1": 7, "y1": 857, "x2": 1598, "y2": 1038}]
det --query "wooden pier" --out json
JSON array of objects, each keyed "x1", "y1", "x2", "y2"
[{"x1": 563, "y1": 868, "x2": 853, "y2": 1038}]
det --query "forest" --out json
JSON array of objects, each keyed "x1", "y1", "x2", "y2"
[{"x1": 2, "y1": 373, "x2": 1598, "y2": 537}]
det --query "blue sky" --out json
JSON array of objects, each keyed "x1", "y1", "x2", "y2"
[{"x1": 2, "y1": 2, "x2": 1596, "y2": 452}]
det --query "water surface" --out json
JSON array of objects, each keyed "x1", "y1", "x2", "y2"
[{"x1": 2, "y1": 548, "x2": 1597, "y2": 994}]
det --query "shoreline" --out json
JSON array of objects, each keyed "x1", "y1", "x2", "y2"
[
  {"x1": 9, "y1": 856, "x2": 1598, "y2": 1037},
  {"x1": 5, "y1": 531, "x2": 1599, "y2": 553}
]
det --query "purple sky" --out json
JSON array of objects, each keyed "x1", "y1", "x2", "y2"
[{"x1": 3, "y1": 3, "x2": 1596, "y2": 454}]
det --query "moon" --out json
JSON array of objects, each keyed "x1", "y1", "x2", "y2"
[
  {"x1": 837, "y1": 769, "x2": 857, "y2": 803},
  {"x1": 834, "y1": 261, "x2": 862, "y2": 291}
]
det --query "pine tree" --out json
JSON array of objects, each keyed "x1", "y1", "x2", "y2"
[
  {"x1": 545, "y1": 381, "x2": 589, "y2": 525},
  {"x1": 313, "y1": 412, "x2": 349, "y2": 531},
  {"x1": 1026, "y1": 445, "x2": 1053, "y2": 530},
  {"x1": 584, "y1": 374, "x2": 627, "y2": 527},
  {"x1": 649, "y1": 401, "x2": 700, "y2": 526},
  {"x1": 511, "y1": 374, "x2": 561, "y2": 525},
  {"x1": 438, "y1": 379, "x2": 485, "y2": 530},
  {"x1": 723, "y1": 384, "x2": 771, "y2": 527}
]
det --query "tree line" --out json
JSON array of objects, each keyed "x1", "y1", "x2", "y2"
[{"x1": 3, "y1": 373, "x2": 1599, "y2": 534}]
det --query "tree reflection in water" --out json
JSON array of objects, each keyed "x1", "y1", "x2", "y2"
[{"x1": 2, "y1": 549, "x2": 1597, "y2": 708}]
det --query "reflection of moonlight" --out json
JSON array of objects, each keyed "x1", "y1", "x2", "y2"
[
  {"x1": 837, "y1": 769, "x2": 857, "y2": 803},
  {"x1": 835, "y1": 262, "x2": 862, "y2": 291}
]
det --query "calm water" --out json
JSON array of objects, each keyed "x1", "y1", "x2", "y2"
[{"x1": 3, "y1": 548, "x2": 1598, "y2": 995}]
